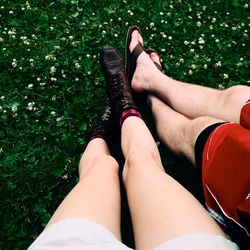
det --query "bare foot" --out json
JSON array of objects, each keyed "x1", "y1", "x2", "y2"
[{"x1": 129, "y1": 30, "x2": 163, "y2": 93}]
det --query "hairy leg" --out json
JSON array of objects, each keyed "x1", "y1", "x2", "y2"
[
  {"x1": 149, "y1": 95, "x2": 224, "y2": 164},
  {"x1": 121, "y1": 116, "x2": 225, "y2": 249},
  {"x1": 130, "y1": 30, "x2": 250, "y2": 123},
  {"x1": 46, "y1": 138, "x2": 121, "y2": 240}
]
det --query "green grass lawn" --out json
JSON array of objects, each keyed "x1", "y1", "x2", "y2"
[{"x1": 0, "y1": 0, "x2": 249, "y2": 249}]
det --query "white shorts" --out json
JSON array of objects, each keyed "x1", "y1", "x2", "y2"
[{"x1": 28, "y1": 218, "x2": 239, "y2": 250}]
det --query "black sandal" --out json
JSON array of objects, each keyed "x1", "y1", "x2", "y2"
[{"x1": 125, "y1": 26, "x2": 144, "y2": 84}]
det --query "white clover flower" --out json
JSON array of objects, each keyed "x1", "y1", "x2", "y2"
[
  {"x1": 114, "y1": 33, "x2": 118, "y2": 38},
  {"x1": 209, "y1": 25, "x2": 213, "y2": 30},
  {"x1": 232, "y1": 27, "x2": 237, "y2": 31},
  {"x1": 12, "y1": 60, "x2": 17, "y2": 67},
  {"x1": 215, "y1": 61, "x2": 222, "y2": 67},
  {"x1": 160, "y1": 11, "x2": 163, "y2": 15},
  {"x1": 203, "y1": 64, "x2": 208, "y2": 69},
  {"x1": 62, "y1": 174, "x2": 68, "y2": 180},
  {"x1": 168, "y1": 36, "x2": 172, "y2": 40},
  {"x1": 50, "y1": 66, "x2": 56, "y2": 74},
  {"x1": 27, "y1": 102, "x2": 35, "y2": 110},
  {"x1": 45, "y1": 54, "x2": 55, "y2": 61},
  {"x1": 86, "y1": 54, "x2": 91, "y2": 58},
  {"x1": 0, "y1": 38, "x2": 3, "y2": 42},
  {"x1": 52, "y1": 96, "x2": 56, "y2": 101},
  {"x1": 223, "y1": 73, "x2": 229, "y2": 79},
  {"x1": 11, "y1": 104, "x2": 18, "y2": 113},
  {"x1": 198, "y1": 37, "x2": 205, "y2": 44},
  {"x1": 212, "y1": 17, "x2": 216, "y2": 23},
  {"x1": 184, "y1": 40, "x2": 189, "y2": 45},
  {"x1": 40, "y1": 82, "x2": 46, "y2": 86},
  {"x1": 215, "y1": 39, "x2": 219, "y2": 43},
  {"x1": 27, "y1": 84, "x2": 33, "y2": 89},
  {"x1": 218, "y1": 84, "x2": 225, "y2": 90},
  {"x1": 69, "y1": 35, "x2": 73, "y2": 40},
  {"x1": 196, "y1": 21, "x2": 201, "y2": 27},
  {"x1": 188, "y1": 70, "x2": 193, "y2": 75},
  {"x1": 51, "y1": 111, "x2": 56, "y2": 115},
  {"x1": 8, "y1": 29, "x2": 16, "y2": 35},
  {"x1": 102, "y1": 30, "x2": 107, "y2": 35},
  {"x1": 51, "y1": 77, "x2": 57, "y2": 81},
  {"x1": 9, "y1": 10, "x2": 14, "y2": 14},
  {"x1": 56, "y1": 117, "x2": 63, "y2": 122},
  {"x1": 150, "y1": 22, "x2": 154, "y2": 28},
  {"x1": 75, "y1": 62, "x2": 81, "y2": 68},
  {"x1": 75, "y1": 78, "x2": 79, "y2": 81},
  {"x1": 190, "y1": 48, "x2": 195, "y2": 53},
  {"x1": 244, "y1": 4, "x2": 248, "y2": 8},
  {"x1": 26, "y1": 1, "x2": 31, "y2": 9},
  {"x1": 191, "y1": 64, "x2": 196, "y2": 69},
  {"x1": 50, "y1": 26, "x2": 54, "y2": 31},
  {"x1": 0, "y1": 96, "x2": 5, "y2": 100}
]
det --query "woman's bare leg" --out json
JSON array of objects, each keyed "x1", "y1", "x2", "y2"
[
  {"x1": 46, "y1": 138, "x2": 121, "y2": 240},
  {"x1": 121, "y1": 116, "x2": 225, "y2": 249}
]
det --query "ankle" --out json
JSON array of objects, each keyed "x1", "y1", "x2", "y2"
[{"x1": 120, "y1": 108, "x2": 142, "y2": 126}]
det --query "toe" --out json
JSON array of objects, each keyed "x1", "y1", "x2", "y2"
[
  {"x1": 149, "y1": 52, "x2": 161, "y2": 65},
  {"x1": 129, "y1": 30, "x2": 144, "y2": 53}
]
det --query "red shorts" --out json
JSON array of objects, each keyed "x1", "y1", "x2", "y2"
[{"x1": 195, "y1": 102, "x2": 250, "y2": 238}]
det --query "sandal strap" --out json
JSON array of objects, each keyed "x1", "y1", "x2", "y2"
[
  {"x1": 130, "y1": 42, "x2": 144, "y2": 69},
  {"x1": 145, "y1": 49, "x2": 164, "y2": 73},
  {"x1": 153, "y1": 62, "x2": 163, "y2": 72}
]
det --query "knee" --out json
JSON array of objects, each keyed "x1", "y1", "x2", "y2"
[
  {"x1": 79, "y1": 155, "x2": 119, "y2": 179},
  {"x1": 122, "y1": 148, "x2": 162, "y2": 183},
  {"x1": 183, "y1": 116, "x2": 221, "y2": 163},
  {"x1": 221, "y1": 85, "x2": 250, "y2": 104}
]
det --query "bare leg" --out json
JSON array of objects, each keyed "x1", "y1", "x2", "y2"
[
  {"x1": 130, "y1": 30, "x2": 250, "y2": 123},
  {"x1": 121, "y1": 116, "x2": 225, "y2": 249},
  {"x1": 148, "y1": 95, "x2": 224, "y2": 164},
  {"x1": 46, "y1": 138, "x2": 121, "y2": 240}
]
